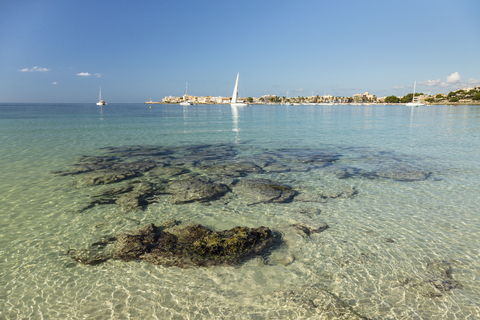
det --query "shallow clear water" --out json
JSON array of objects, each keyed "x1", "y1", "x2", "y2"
[{"x1": 1, "y1": 103, "x2": 480, "y2": 319}]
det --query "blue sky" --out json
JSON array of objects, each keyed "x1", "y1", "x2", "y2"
[{"x1": 1, "y1": 0, "x2": 479, "y2": 103}]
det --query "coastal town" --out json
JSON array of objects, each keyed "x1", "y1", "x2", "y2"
[{"x1": 148, "y1": 85, "x2": 480, "y2": 105}]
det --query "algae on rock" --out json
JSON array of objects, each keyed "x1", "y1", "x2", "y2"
[{"x1": 70, "y1": 223, "x2": 280, "y2": 268}]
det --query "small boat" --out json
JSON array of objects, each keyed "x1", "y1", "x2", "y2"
[
  {"x1": 179, "y1": 82, "x2": 192, "y2": 106},
  {"x1": 406, "y1": 81, "x2": 425, "y2": 107},
  {"x1": 96, "y1": 87, "x2": 107, "y2": 105},
  {"x1": 231, "y1": 73, "x2": 249, "y2": 107}
]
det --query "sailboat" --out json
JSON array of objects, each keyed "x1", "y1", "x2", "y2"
[
  {"x1": 96, "y1": 87, "x2": 107, "y2": 105},
  {"x1": 179, "y1": 82, "x2": 192, "y2": 106},
  {"x1": 284, "y1": 91, "x2": 293, "y2": 105},
  {"x1": 406, "y1": 81, "x2": 425, "y2": 106},
  {"x1": 231, "y1": 73, "x2": 249, "y2": 107}
]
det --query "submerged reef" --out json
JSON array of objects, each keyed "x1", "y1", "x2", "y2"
[
  {"x1": 69, "y1": 221, "x2": 281, "y2": 268},
  {"x1": 53, "y1": 143, "x2": 433, "y2": 212},
  {"x1": 395, "y1": 260, "x2": 463, "y2": 298}
]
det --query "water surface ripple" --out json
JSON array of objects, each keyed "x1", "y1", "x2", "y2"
[{"x1": 1, "y1": 103, "x2": 480, "y2": 319}]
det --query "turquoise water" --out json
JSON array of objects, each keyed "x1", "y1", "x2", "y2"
[{"x1": 1, "y1": 103, "x2": 480, "y2": 319}]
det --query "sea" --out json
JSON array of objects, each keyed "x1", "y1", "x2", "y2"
[{"x1": 1, "y1": 103, "x2": 479, "y2": 319}]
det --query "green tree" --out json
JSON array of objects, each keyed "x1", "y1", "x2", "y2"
[
  {"x1": 385, "y1": 95, "x2": 399, "y2": 103},
  {"x1": 473, "y1": 92, "x2": 480, "y2": 100},
  {"x1": 450, "y1": 96, "x2": 459, "y2": 102},
  {"x1": 400, "y1": 93, "x2": 422, "y2": 103},
  {"x1": 247, "y1": 97, "x2": 253, "y2": 103},
  {"x1": 435, "y1": 94, "x2": 445, "y2": 99},
  {"x1": 426, "y1": 98, "x2": 435, "y2": 103},
  {"x1": 447, "y1": 91, "x2": 456, "y2": 98},
  {"x1": 400, "y1": 93, "x2": 413, "y2": 103}
]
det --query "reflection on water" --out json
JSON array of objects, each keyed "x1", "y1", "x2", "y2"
[
  {"x1": 231, "y1": 105, "x2": 240, "y2": 144},
  {"x1": 1, "y1": 103, "x2": 480, "y2": 319}
]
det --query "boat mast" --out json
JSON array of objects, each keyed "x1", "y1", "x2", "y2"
[
  {"x1": 232, "y1": 73, "x2": 239, "y2": 104},
  {"x1": 412, "y1": 81, "x2": 416, "y2": 102},
  {"x1": 99, "y1": 87, "x2": 102, "y2": 101}
]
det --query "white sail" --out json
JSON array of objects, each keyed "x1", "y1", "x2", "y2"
[
  {"x1": 232, "y1": 73, "x2": 239, "y2": 104},
  {"x1": 230, "y1": 73, "x2": 249, "y2": 107}
]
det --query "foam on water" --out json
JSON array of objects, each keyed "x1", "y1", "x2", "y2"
[{"x1": 1, "y1": 103, "x2": 480, "y2": 319}]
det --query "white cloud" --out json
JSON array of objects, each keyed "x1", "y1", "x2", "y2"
[
  {"x1": 77, "y1": 72, "x2": 91, "y2": 76},
  {"x1": 465, "y1": 78, "x2": 480, "y2": 87},
  {"x1": 418, "y1": 72, "x2": 480, "y2": 89},
  {"x1": 52, "y1": 82, "x2": 57, "y2": 85},
  {"x1": 446, "y1": 71, "x2": 461, "y2": 84},
  {"x1": 419, "y1": 79, "x2": 449, "y2": 87},
  {"x1": 19, "y1": 66, "x2": 50, "y2": 72},
  {"x1": 94, "y1": 73, "x2": 102, "y2": 78},
  {"x1": 293, "y1": 88, "x2": 307, "y2": 92}
]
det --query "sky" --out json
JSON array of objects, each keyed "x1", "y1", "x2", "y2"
[{"x1": 1, "y1": 0, "x2": 479, "y2": 103}]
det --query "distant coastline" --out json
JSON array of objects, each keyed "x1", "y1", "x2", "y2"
[
  {"x1": 145, "y1": 86, "x2": 480, "y2": 106},
  {"x1": 144, "y1": 101, "x2": 480, "y2": 106}
]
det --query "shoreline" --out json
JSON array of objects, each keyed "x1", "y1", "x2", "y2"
[{"x1": 144, "y1": 101, "x2": 480, "y2": 106}]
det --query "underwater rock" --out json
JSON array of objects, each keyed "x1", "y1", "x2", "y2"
[
  {"x1": 399, "y1": 260, "x2": 462, "y2": 298},
  {"x1": 268, "y1": 284, "x2": 370, "y2": 319},
  {"x1": 77, "y1": 155, "x2": 118, "y2": 163},
  {"x1": 298, "y1": 207, "x2": 322, "y2": 216},
  {"x1": 267, "y1": 251, "x2": 296, "y2": 266},
  {"x1": 233, "y1": 178, "x2": 296, "y2": 205},
  {"x1": 91, "y1": 184, "x2": 135, "y2": 200},
  {"x1": 54, "y1": 159, "x2": 158, "y2": 180},
  {"x1": 260, "y1": 148, "x2": 342, "y2": 164},
  {"x1": 173, "y1": 144, "x2": 238, "y2": 165},
  {"x1": 165, "y1": 176, "x2": 229, "y2": 204},
  {"x1": 146, "y1": 166, "x2": 189, "y2": 178},
  {"x1": 115, "y1": 192, "x2": 148, "y2": 211},
  {"x1": 426, "y1": 260, "x2": 453, "y2": 279},
  {"x1": 289, "y1": 164, "x2": 313, "y2": 172},
  {"x1": 274, "y1": 221, "x2": 329, "y2": 248},
  {"x1": 81, "y1": 170, "x2": 140, "y2": 185},
  {"x1": 197, "y1": 161, "x2": 264, "y2": 177},
  {"x1": 262, "y1": 163, "x2": 291, "y2": 173},
  {"x1": 88, "y1": 180, "x2": 164, "y2": 211},
  {"x1": 366, "y1": 163, "x2": 431, "y2": 182},
  {"x1": 75, "y1": 161, "x2": 158, "y2": 186},
  {"x1": 109, "y1": 223, "x2": 279, "y2": 268},
  {"x1": 52, "y1": 163, "x2": 113, "y2": 176},
  {"x1": 68, "y1": 237, "x2": 115, "y2": 265},
  {"x1": 290, "y1": 222, "x2": 329, "y2": 236},
  {"x1": 101, "y1": 145, "x2": 174, "y2": 157},
  {"x1": 424, "y1": 260, "x2": 462, "y2": 294},
  {"x1": 321, "y1": 186, "x2": 358, "y2": 199},
  {"x1": 293, "y1": 193, "x2": 327, "y2": 203},
  {"x1": 320, "y1": 165, "x2": 361, "y2": 179}
]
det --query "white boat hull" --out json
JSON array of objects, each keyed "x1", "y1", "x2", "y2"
[
  {"x1": 231, "y1": 102, "x2": 249, "y2": 107},
  {"x1": 406, "y1": 103, "x2": 424, "y2": 106}
]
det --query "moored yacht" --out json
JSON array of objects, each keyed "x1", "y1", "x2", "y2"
[{"x1": 96, "y1": 87, "x2": 107, "y2": 105}]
